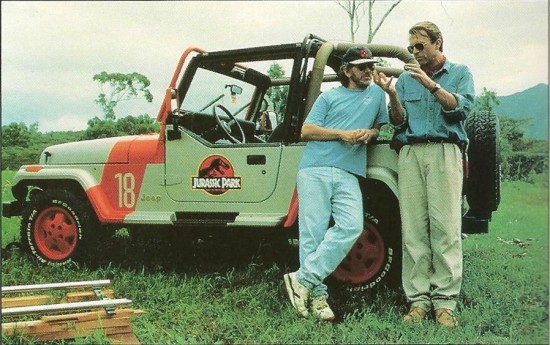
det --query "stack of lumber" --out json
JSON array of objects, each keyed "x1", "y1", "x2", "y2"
[{"x1": 2, "y1": 280, "x2": 143, "y2": 344}]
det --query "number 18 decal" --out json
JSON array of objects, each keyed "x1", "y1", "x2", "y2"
[{"x1": 115, "y1": 172, "x2": 136, "y2": 208}]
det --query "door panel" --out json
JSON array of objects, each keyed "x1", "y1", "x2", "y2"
[{"x1": 165, "y1": 131, "x2": 283, "y2": 203}]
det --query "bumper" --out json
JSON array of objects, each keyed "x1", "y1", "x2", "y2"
[
  {"x1": 461, "y1": 214, "x2": 490, "y2": 234},
  {"x1": 2, "y1": 200, "x2": 23, "y2": 218}
]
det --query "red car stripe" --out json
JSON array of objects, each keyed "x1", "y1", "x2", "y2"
[{"x1": 87, "y1": 135, "x2": 164, "y2": 223}]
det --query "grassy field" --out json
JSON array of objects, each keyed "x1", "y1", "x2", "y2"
[{"x1": 1, "y1": 170, "x2": 548, "y2": 344}]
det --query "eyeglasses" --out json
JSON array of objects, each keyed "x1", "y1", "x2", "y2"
[
  {"x1": 407, "y1": 41, "x2": 432, "y2": 53},
  {"x1": 354, "y1": 63, "x2": 376, "y2": 71}
]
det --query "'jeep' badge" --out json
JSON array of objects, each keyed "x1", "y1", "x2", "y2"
[{"x1": 192, "y1": 155, "x2": 242, "y2": 195}]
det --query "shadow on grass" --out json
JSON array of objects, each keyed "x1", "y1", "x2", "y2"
[
  {"x1": 80, "y1": 228, "x2": 300, "y2": 276},
  {"x1": 5, "y1": 227, "x2": 409, "y2": 321}
]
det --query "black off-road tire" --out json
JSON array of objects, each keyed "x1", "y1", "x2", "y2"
[
  {"x1": 331, "y1": 179, "x2": 402, "y2": 292},
  {"x1": 464, "y1": 110, "x2": 501, "y2": 232},
  {"x1": 20, "y1": 188, "x2": 99, "y2": 265}
]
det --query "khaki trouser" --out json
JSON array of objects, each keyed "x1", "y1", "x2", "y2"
[{"x1": 398, "y1": 143, "x2": 463, "y2": 312}]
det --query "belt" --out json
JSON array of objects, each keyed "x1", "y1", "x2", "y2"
[
  {"x1": 406, "y1": 137, "x2": 459, "y2": 145},
  {"x1": 391, "y1": 137, "x2": 466, "y2": 154},
  {"x1": 404, "y1": 138, "x2": 467, "y2": 156}
]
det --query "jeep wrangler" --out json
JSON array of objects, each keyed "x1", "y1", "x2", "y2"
[{"x1": 3, "y1": 34, "x2": 500, "y2": 291}]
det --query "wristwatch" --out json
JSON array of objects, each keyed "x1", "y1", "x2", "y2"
[{"x1": 430, "y1": 83, "x2": 441, "y2": 94}]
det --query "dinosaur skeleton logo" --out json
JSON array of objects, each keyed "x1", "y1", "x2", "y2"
[{"x1": 192, "y1": 155, "x2": 242, "y2": 195}]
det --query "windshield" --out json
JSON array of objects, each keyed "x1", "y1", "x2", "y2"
[{"x1": 182, "y1": 67, "x2": 256, "y2": 120}]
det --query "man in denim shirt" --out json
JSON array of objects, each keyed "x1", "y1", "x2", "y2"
[
  {"x1": 374, "y1": 21, "x2": 474, "y2": 328},
  {"x1": 284, "y1": 47, "x2": 388, "y2": 321}
]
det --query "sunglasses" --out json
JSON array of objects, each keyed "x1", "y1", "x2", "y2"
[
  {"x1": 407, "y1": 41, "x2": 432, "y2": 53},
  {"x1": 354, "y1": 63, "x2": 376, "y2": 71}
]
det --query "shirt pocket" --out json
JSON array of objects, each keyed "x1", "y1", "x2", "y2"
[
  {"x1": 403, "y1": 91, "x2": 422, "y2": 103},
  {"x1": 403, "y1": 91, "x2": 423, "y2": 119}
]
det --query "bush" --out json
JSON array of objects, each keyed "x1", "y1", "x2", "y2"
[{"x1": 503, "y1": 152, "x2": 548, "y2": 182}]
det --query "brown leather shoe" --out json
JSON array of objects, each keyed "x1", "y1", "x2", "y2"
[
  {"x1": 435, "y1": 308, "x2": 459, "y2": 328},
  {"x1": 403, "y1": 307, "x2": 427, "y2": 324}
]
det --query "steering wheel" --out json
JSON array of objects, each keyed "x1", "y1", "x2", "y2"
[{"x1": 213, "y1": 104, "x2": 246, "y2": 144}]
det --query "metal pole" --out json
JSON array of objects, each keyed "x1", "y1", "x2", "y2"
[
  {"x1": 2, "y1": 298, "x2": 131, "y2": 316},
  {"x1": 2, "y1": 280, "x2": 111, "y2": 294}
]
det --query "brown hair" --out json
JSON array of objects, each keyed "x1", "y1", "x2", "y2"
[
  {"x1": 409, "y1": 21, "x2": 444, "y2": 52},
  {"x1": 338, "y1": 64, "x2": 353, "y2": 87}
]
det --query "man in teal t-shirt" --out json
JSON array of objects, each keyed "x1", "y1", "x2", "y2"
[{"x1": 283, "y1": 47, "x2": 388, "y2": 321}]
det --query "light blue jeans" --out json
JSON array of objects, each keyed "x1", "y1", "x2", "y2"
[{"x1": 296, "y1": 167, "x2": 364, "y2": 298}]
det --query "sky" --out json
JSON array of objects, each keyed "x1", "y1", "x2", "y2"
[{"x1": 2, "y1": 0, "x2": 548, "y2": 133}]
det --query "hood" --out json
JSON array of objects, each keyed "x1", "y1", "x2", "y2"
[{"x1": 40, "y1": 135, "x2": 161, "y2": 165}]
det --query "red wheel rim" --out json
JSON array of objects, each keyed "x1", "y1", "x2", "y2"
[
  {"x1": 33, "y1": 206, "x2": 78, "y2": 261},
  {"x1": 332, "y1": 222, "x2": 385, "y2": 284}
]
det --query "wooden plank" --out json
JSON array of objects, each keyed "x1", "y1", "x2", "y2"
[
  {"x1": 2, "y1": 319, "x2": 42, "y2": 333},
  {"x1": 4, "y1": 317, "x2": 139, "y2": 342},
  {"x1": 2, "y1": 299, "x2": 131, "y2": 316},
  {"x1": 2, "y1": 280, "x2": 111, "y2": 294},
  {"x1": 3, "y1": 315, "x2": 142, "y2": 344},
  {"x1": 3, "y1": 316, "x2": 131, "y2": 336},
  {"x1": 2, "y1": 309, "x2": 143, "y2": 333},
  {"x1": 31, "y1": 324, "x2": 134, "y2": 341},
  {"x1": 66, "y1": 289, "x2": 115, "y2": 302},
  {"x1": 1, "y1": 295, "x2": 55, "y2": 308},
  {"x1": 41, "y1": 308, "x2": 143, "y2": 322}
]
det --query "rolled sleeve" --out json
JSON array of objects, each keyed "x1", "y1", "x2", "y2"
[{"x1": 441, "y1": 67, "x2": 475, "y2": 123}]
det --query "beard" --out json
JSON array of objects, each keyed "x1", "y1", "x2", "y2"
[{"x1": 350, "y1": 73, "x2": 372, "y2": 89}]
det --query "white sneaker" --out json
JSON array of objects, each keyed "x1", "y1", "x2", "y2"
[
  {"x1": 311, "y1": 295, "x2": 335, "y2": 321},
  {"x1": 283, "y1": 272, "x2": 310, "y2": 317}
]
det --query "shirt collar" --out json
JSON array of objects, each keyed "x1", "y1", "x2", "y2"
[{"x1": 421, "y1": 55, "x2": 447, "y2": 78}]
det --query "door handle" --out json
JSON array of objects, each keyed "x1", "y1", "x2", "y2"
[{"x1": 247, "y1": 155, "x2": 266, "y2": 165}]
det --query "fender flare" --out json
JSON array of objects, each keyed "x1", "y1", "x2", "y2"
[{"x1": 11, "y1": 167, "x2": 127, "y2": 224}]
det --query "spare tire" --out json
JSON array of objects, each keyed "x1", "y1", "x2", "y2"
[{"x1": 463, "y1": 110, "x2": 501, "y2": 233}]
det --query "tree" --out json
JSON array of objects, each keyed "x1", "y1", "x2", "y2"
[
  {"x1": 337, "y1": 0, "x2": 403, "y2": 43},
  {"x1": 1, "y1": 122, "x2": 84, "y2": 170},
  {"x1": 2, "y1": 122, "x2": 38, "y2": 147},
  {"x1": 83, "y1": 114, "x2": 160, "y2": 140},
  {"x1": 337, "y1": 0, "x2": 365, "y2": 43},
  {"x1": 93, "y1": 72, "x2": 153, "y2": 120},
  {"x1": 116, "y1": 114, "x2": 160, "y2": 135},
  {"x1": 84, "y1": 117, "x2": 119, "y2": 139},
  {"x1": 473, "y1": 87, "x2": 500, "y2": 112},
  {"x1": 266, "y1": 63, "x2": 289, "y2": 124},
  {"x1": 499, "y1": 116, "x2": 531, "y2": 151}
]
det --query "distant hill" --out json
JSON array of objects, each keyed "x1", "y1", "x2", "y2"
[{"x1": 495, "y1": 83, "x2": 548, "y2": 140}]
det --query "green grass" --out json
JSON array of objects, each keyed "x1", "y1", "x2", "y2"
[{"x1": 1, "y1": 170, "x2": 548, "y2": 344}]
